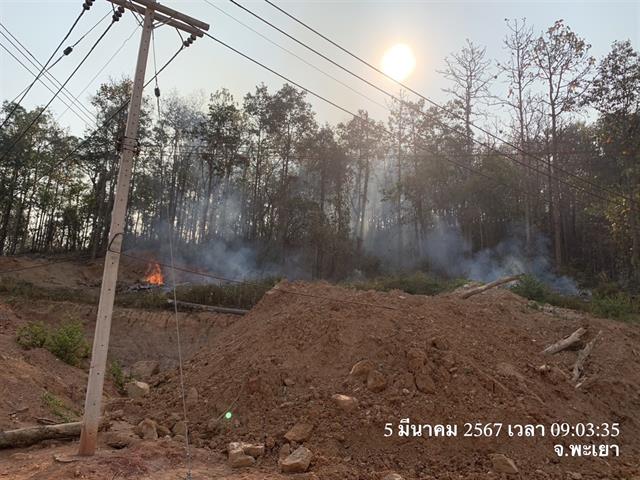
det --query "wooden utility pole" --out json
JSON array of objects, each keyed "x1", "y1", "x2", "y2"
[{"x1": 78, "y1": 0, "x2": 208, "y2": 456}]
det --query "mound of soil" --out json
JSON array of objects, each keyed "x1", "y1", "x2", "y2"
[{"x1": 137, "y1": 281, "x2": 640, "y2": 479}]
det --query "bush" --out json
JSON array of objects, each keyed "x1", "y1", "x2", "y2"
[
  {"x1": 511, "y1": 275, "x2": 550, "y2": 302},
  {"x1": 175, "y1": 278, "x2": 278, "y2": 309},
  {"x1": 41, "y1": 391, "x2": 78, "y2": 423},
  {"x1": 46, "y1": 320, "x2": 90, "y2": 366},
  {"x1": 109, "y1": 360, "x2": 129, "y2": 394},
  {"x1": 348, "y1": 272, "x2": 466, "y2": 296},
  {"x1": 16, "y1": 321, "x2": 48, "y2": 349},
  {"x1": 591, "y1": 292, "x2": 635, "y2": 319}
]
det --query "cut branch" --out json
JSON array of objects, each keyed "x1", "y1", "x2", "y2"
[
  {"x1": 572, "y1": 330, "x2": 602, "y2": 384},
  {"x1": 0, "y1": 422, "x2": 81, "y2": 449},
  {"x1": 542, "y1": 327, "x2": 587, "y2": 355},
  {"x1": 460, "y1": 274, "x2": 523, "y2": 299}
]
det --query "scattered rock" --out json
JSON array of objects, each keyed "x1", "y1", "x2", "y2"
[
  {"x1": 383, "y1": 474, "x2": 404, "y2": 480},
  {"x1": 280, "y1": 445, "x2": 313, "y2": 473},
  {"x1": 125, "y1": 380, "x2": 150, "y2": 399},
  {"x1": 172, "y1": 420, "x2": 187, "y2": 437},
  {"x1": 103, "y1": 431, "x2": 135, "y2": 449},
  {"x1": 489, "y1": 453, "x2": 518, "y2": 474},
  {"x1": 406, "y1": 348, "x2": 427, "y2": 372},
  {"x1": 186, "y1": 387, "x2": 198, "y2": 407},
  {"x1": 278, "y1": 443, "x2": 291, "y2": 462},
  {"x1": 130, "y1": 360, "x2": 159, "y2": 380},
  {"x1": 136, "y1": 418, "x2": 158, "y2": 440},
  {"x1": 567, "y1": 473, "x2": 583, "y2": 480},
  {"x1": 414, "y1": 369, "x2": 436, "y2": 394},
  {"x1": 367, "y1": 370, "x2": 387, "y2": 392},
  {"x1": 284, "y1": 422, "x2": 314, "y2": 442},
  {"x1": 228, "y1": 442, "x2": 255, "y2": 468},
  {"x1": 331, "y1": 394, "x2": 358, "y2": 412},
  {"x1": 349, "y1": 359, "x2": 374, "y2": 379},
  {"x1": 430, "y1": 337, "x2": 450, "y2": 350}
]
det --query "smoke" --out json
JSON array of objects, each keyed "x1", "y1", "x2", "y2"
[{"x1": 422, "y1": 218, "x2": 578, "y2": 294}]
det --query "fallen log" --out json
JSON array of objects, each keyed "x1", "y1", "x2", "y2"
[
  {"x1": 541, "y1": 327, "x2": 587, "y2": 355},
  {"x1": 460, "y1": 274, "x2": 523, "y2": 299},
  {"x1": 572, "y1": 330, "x2": 602, "y2": 384},
  {"x1": 167, "y1": 299, "x2": 248, "y2": 316},
  {"x1": 0, "y1": 422, "x2": 81, "y2": 449}
]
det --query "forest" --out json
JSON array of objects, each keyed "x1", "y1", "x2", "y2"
[{"x1": 1, "y1": 19, "x2": 639, "y2": 290}]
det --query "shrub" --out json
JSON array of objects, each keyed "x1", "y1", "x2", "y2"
[
  {"x1": 41, "y1": 391, "x2": 78, "y2": 423},
  {"x1": 511, "y1": 275, "x2": 549, "y2": 303},
  {"x1": 175, "y1": 278, "x2": 278, "y2": 309},
  {"x1": 591, "y1": 292, "x2": 635, "y2": 319},
  {"x1": 16, "y1": 321, "x2": 48, "y2": 349},
  {"x1": 109, "y1": 360, "x2": 129, "y2": 394},
  {"x1": 348, "y1": 272, "x2": 466, "y2": 296},
  {"x1": 46, "y1": 320, "x2": 90, "y2": 366}
]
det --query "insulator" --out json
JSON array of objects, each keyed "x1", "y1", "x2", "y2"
[
  {"x1": 63, "y1": 46, "x2": 73, "y2": 56},
  {"x1": 154, "y1": 86, "x2": 161, "y2": 98},
  {"x1": 83, "y1": 0, "x2": 94, "y2": 10}
]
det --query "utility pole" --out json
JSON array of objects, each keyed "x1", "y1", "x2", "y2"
[{"x1": 78, "y1": 0, "x2": 208, "y2": 456}]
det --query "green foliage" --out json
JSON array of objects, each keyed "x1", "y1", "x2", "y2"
[
  {"x1": 591, "y1": 293, "x2": 637, "y2": 320},
  {"x1": 511, "y1": 275, "x2": 549, "y2": 302},
  {"x1": 45, "y1": 320, "x2": 90, "y2": 367},
  {"x1": 348, "y1": 272, "x2": 466, "y2": 296},
  {"x1": 175, "y1": 278, "x2": 278, "y2": 309},
  {"x1": 15, "y1": 321, "x2": 48, "y2": 349},
  {"x1": 41, "y1": 391, "x2": 78, "y2": 423},
  {"x1": 109, "y1": 360, "x2": 129, "y2": 394}
]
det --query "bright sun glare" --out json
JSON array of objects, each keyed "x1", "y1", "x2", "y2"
[{"x1": 381, "y1": 43, "x2": 416, "y2": 81}]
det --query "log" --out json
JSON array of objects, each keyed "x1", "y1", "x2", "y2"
[
  {"x1": 0, "y1": 422, "x2": 81, "y2": 449},
  {"x1": 541, "y1": 327, "x2": 587, "y2": 355},
  {"x1": 167, "y1": 299, "x2": 248, "y2": 316},
  {"x1": 460, "y1": 274, "x2": 523, "y2": 299},
  {"x1": 572, "y1": 331, "x2": 602, "y2": 384}
]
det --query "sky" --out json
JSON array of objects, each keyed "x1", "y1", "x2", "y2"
[{"x1": 1, "y1": 0, "x2": 638, "y2": 136}]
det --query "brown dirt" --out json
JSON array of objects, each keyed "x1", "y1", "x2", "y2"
[{"x1": 134, "y1": 280, "x2": 640, "y2": 479}]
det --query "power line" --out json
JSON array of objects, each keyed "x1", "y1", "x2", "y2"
[
  {"x1": 0, "y1": 7, "x2": 124, "y2": 164},
  {"x1": 227, "y1": 0, "x2": 621, "y2": 207},
  {"x1": 0, "y1": 12, "x2": 112, "y2": 123},
  {"x1": 200, "y1": 31, "x2": 596, "y2": 206},
  {"x1": 0, "y1": 40, "x2": 95, "y2": 128},
  {"x1": 0, "y1": 26, "x2": 96, "y2": 127},
  {"x1": 260, "y1": 0, "x2": 626, "y2": 205},
  {"x1": 0, "y1": 2, "x2": 92, "y2": 129}
]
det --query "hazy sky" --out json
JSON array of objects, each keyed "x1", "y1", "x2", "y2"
[{"x1": 1, "y1": 0, "x2": 638, "y2": 135}]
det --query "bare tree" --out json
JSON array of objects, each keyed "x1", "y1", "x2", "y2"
[
  {"x1": 533, "y1": 20, "x2": 595, "y2": 268},
  {"x1": 439, "y1": 39, "x2": 494, "y2": 156}
]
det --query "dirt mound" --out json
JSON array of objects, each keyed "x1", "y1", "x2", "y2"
[{"x1": 137, "y1": 281, "x2": 640, "y2": 479}]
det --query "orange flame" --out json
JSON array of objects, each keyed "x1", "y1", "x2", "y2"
[{"x1": 144, "y1": 262, "x2": 164, "y2": 285}]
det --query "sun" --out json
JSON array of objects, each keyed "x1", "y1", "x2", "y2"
[{"x1": 381, "y1": 43, "x2": 416, "y2": 81}]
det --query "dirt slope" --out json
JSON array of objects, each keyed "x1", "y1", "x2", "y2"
[{"x1": 138, "y1": 281, "x2": 640, "y2": 479}]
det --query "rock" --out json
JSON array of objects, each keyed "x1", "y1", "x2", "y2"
[
  {"x1": 283, "y1": 377, "x2": 295, "y2": 386},
  {"x1": 284, "y1": 423, "x2": 314, "y2": 442},
  {"x1": 350, "y1": 359, "x2": 374, "y2": 379},
  {"x1": 103, "y1": 431, "x2": 135, "y2": 449},
  {"x1": 186, "y1": 387, "x2": 198, "y2": 407},
  {"x1": 157, "y1": 424, "x2": 171, "y2": 437},
  {"x1": 130, "y1": 360, "x2": 159, "y2": 380},
  {"x1": 489, "y1": 454, "x2": 518, "y2": 474},
  {"x1": 280, "y1": 445, "x2": 313, "y2": 473},
  {"x1": 414, "y1": 369, "x2": 436, "y2": 394},
  {"x1": 279, "y1": 443, "x2": 291, "y2": 462},
  {"x1": 366, "y1": 370, "x2": 387, "y2": 392},
  {"x1": 331, "y1": 393, "x2": 359, "y2": 412},
  {"x1": 242, "y1": 443, "x2": 265, "y2": 458},
  {"x1": 228, "y1": 443, "x2": 255, "y2": 468},
  {"x1": 265, "y1": 436, "x2": 276, "y2": 449},
  {"x1": 430, "y1": 337, "x2": 450, "y2": 350},
  {"x1": 383, "y1": 474, "x2": 404, "y2": 480},
  {"x1": 567, "y1": 473, "x2": 582, "y2": 480},
  {"x1": 125, "y1": 380, "x2": 150, "y2": 399},
  {"x1": 172, "y1": 420, "x2": 187, "y2": 437},
  {"x1": 406, "y1": 348, "x2": 427, "y2": 373},
  {"x1": 136, "y1": 418, "x2": 158, "y2": 440}
]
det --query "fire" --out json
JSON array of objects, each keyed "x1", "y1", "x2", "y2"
[{"x1": 144, "y1": 262, "x2": 164, "y2": 285}]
